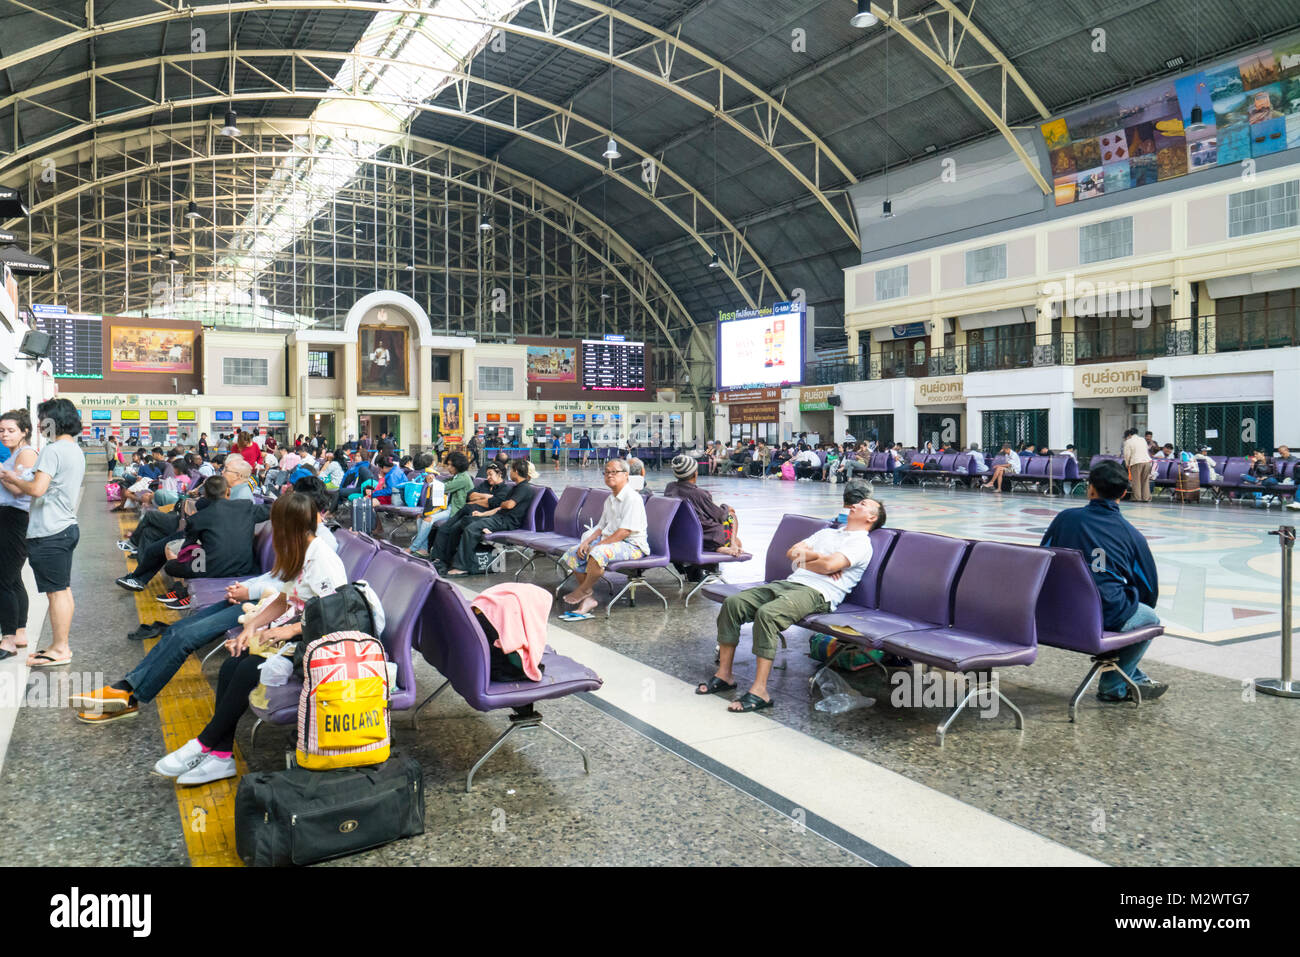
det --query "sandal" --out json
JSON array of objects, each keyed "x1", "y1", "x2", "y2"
[
  {"x1": 27, "y1": 650, "x2": 72, "y2": 669},
  {"x1": 728, "y1": 691, "x2": 773, "y2": 713},
  {"x1": 695, "y1": 675, "x2": 737, "y2": 696}
]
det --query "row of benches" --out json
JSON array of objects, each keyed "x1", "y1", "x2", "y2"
[
  {"x1": 185, "y1": 524, "x2": 604, "y2": 791},
  {"x1": 699, "y1": 514, "x2": 1164, "y2": 743}
]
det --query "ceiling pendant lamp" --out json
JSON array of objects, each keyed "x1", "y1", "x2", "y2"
[
  {"x1": 850, "y1": 0, "x2": 878, "y2": 28},
  {"x1": 185, "y1": 199, "x2": 201, "y2": 221},
  {"x1": 220, "y1": 109, "x2": 241, "y2": 138},
  {"x1": 602, "y1": 137, "x2": 621, "y2": 160},
  {"x1": 166, "y1": 249, "x2": 181, "y2": 266},
  {"x1": 708, "y1": 252, "x2": 721, "y2": 270},
  {"x1": 882, "y1": 199, "x2": 893, "y2": 218}
]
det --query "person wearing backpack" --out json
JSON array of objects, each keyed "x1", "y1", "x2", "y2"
[{"x1": 152, "y1": 492, "x2": 346, "y2": 785}]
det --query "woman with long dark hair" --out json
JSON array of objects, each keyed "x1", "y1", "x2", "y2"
[
  {"x1": 152, "y1": 492, "x2": 346, "y2": 785},
  {"x1": 0, "y1": 410, "x2": 37, "y2": 660}
]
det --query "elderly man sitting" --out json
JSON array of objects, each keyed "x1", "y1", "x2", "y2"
[{"x1": 557, "y1": 457, "x2": 648, "y2": 620}]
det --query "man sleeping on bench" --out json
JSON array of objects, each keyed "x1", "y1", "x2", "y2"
[{"x1": 698, "y1": 480, "x2": 886, "y2": 713}]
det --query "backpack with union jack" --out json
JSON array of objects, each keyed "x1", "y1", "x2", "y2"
[{"x1": 296, "y1": 631, "x2": 391, "y2": 771}]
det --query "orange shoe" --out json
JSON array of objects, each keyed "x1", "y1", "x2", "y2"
[
  {"x1": 76, "y1": 706, "x2": 139, "y2": 725},
  {"x1": 68, "y1": 685, "x2": 134, "y2": 714}
]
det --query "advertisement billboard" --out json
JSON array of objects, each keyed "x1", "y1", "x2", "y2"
[
  {"x1": 716, "y1": 301, "x2": 805, "y2": 391},
  {"x1": 109, "y1": 326, "x2": 195, "y2": 373}
]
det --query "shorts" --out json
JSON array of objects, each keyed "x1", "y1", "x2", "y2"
[
  {"x1": 561, "y1": 540, "x2": 645, "y2": 572},
  {"x1": 27, "y1": 524, "x2": 80, "y2": 593}
]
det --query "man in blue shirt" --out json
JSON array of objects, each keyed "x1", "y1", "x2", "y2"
[{"x1": 1039, "y1": 459, "x2": 1166, "y2": 702}]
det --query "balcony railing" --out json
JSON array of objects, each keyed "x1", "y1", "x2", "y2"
[{"x1": 801, "y1": 311, "x2": 1300, "y2": 386}]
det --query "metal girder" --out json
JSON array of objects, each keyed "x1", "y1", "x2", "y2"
[
  {"x1": 874, "y1": 0, "x2": 1051, "y2": 194},
  {"x1": 0, "y1": 49, "x2": 784, "y2": 309},
  {"x1": 16, "y1": 117, "x2": 712, "y2": 401},
  {"x1": 0, "y1": 0, "x2": 860, "y2": 242}
]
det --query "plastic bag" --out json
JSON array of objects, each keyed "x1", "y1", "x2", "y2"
[
  {"x1": 258, "y1": 653, "x2": 295, "y2": 688},
  {"x1": 812, "y1": 668, "x2": 874, "y2": 713}
]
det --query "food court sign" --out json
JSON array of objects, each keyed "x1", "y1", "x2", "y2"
[
  {"x1": 1073, "y1": 362, "x2": 1147, "y2": 398},
  {"x1": 799, "y1": 386, "x2": 834, "y2": 411}
]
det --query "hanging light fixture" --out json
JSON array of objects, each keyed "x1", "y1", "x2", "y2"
[
  {"x1": 185, "y1": 199, "x2": 201, "y2": 221},
  {"x1": 478, "y1": 207, "x2": 493, "y2": 231},
  {"x1": 166, "y1": 249, "x2": 181, "y2": 266},
  {"x1": 708, "y1": 252, "x2": 721, "y2": 270},
  {"x1": 850, "y1": 0, "x2": 878, "y2": 28},
  {"x1": 603, "y1": 62, "x2": 621, "y2": 159},
  {"x1": 220, "y1": 110, "x2": 241, "y2": 138},
  {"x1": 602, "y1": 137, "x2": 621, "y2": 160},
  {"x1": 881, "y1": 200, "x2": 893, "y2": 218}
]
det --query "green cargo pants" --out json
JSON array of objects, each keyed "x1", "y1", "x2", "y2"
[{"x1": 717, "y1": 581, "x2": 830, "y2": 661}]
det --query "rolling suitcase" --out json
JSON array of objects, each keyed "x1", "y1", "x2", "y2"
[
  {"x1": 350, "y1": 494, "x2": 376, "y2": 535},
  {"x1": 235, "y1": 752, "x2": 424, "y2": 867}
]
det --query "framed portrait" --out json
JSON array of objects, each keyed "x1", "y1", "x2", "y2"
[
  {"x1": 439, "y1": 393, "x2": 464, "y2": 441},
  {"x1": 359, "y1": 325, "x2": 409, "y2": 395}
]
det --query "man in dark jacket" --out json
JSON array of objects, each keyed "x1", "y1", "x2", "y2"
[
  {"x1": 1039, "y1": 459, "x2": 1165, "y2": 703},
  {"x1": 664, "y1": 454, "x2": 743, "y2": 559}
]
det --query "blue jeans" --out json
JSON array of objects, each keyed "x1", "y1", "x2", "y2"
[
  {"x1": 125, "y1": 601, "x2": 243, "y2": 703},
  {"x1": 1098, "y1": 603, "x2": 1160, "y2": 695}
]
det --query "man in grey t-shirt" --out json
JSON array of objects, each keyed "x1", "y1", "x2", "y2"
[{"x1": 0, "y1": 398, "x2": 86, "y2": 668}]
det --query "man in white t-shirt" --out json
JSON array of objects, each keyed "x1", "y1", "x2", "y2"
[
  {"x1": 698, "y1": 482, "x2": 885, "y2": 712},
  {"x1": 558, "y1": 458, "x2": 648, "y2": 618}
]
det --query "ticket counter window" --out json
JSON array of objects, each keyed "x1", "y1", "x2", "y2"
[{"x1": 149, "y1": 424, "x2": 169, "y2": 446}]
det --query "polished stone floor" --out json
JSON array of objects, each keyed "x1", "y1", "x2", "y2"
[{"x1": 0, "y1": 465, "x2": 1295, "y2": 867}]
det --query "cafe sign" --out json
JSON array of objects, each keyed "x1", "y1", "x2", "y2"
[
  {"x1": 1074, "y1": 362, "x2": 1147, "y2": 398},
  {"x1": 916, "y1": 377, "x2": 964, "y2": 406},
  {"x1": 799, "y1": 385, "x2": 834, "y2": 411}
]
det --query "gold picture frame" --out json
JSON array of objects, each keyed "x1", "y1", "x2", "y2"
[{"x1": 358, "y1": 324, "x2": 409, "y2": 396}]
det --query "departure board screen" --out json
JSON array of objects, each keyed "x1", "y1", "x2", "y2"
[
  {"x1": 581, "y1": 338, "x2": 645, "y2": 392},
  {"x1": 31, "y1": 306, "x2": 103, "y2": 379}
]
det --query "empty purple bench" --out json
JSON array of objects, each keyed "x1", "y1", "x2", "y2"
[{"x1": 510, "y1": 487, "x2": 610, "y2": 580}]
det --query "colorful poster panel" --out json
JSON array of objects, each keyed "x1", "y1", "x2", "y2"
[
  {"x1": 1153, "y1": 116, "x2": 1188, "y2": 179},
  {"x1": 1238, "y1": 51, "x2": 1280, "y2": 89},
  {"x1": 1076, "y1": 167, "x2": 1104, "y2": 200},
  {"x1": 525, "y1": 345, "x2": 577, "y2": 382},
  {"x1": 1118, "y1": 84, "x2": 1179, "y2": 127},
  {"x1": 1103, "y1": 163, "x2": 1131, "y2": 194},
  {"x1": 1098, "y1": 129, "x2": 1129, "y2": 166},
  {"x1": 1175, "y1": 73, "x2": 1218, "y2": 172},
  {"x1": 1072, "y1": 137, "x2": 1102, "y2": 171},
  {"x1": 1040, "y1": 118, "x2": 1070, "y2": 151},
  {"x1": 1050, "y1": 145, "x2": 1077, "y2": 177},
  {"x1": 1244, "y1": 83, "x2": 1287, "y2": 156},
  {"x1": 439, "y1": 393, "x2": 463, "y2": 441},
  {"x1": 1206, "y1": 63, "x2": 1249, "y2": 165},
  {"x1": 1053, "y1": 174, "x2": 1077, "y2": 206},
  {"x1": 1067, "y1": 101, "x2": 1118, "y2": 141},
  {"x1": 109, "y1": 327, "x2": 195, "y2": 373}
]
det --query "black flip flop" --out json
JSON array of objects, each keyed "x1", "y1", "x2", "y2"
[
  {"x1": 729, "y1": 691, "x2": 774, "y2": 713},
  {"x1": 695, "y1": 676, "x2": 737, "y2": 696},
  {"x1": 0, "y1": 648, "x2": 15, "y2": 661}
]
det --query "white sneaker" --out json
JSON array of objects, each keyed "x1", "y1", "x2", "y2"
[
  {"x1": 176, "y1": 753, "x2": 236, "y2": 787},
  {"x1": 153, "y1": 738, "x2": 205, "y2": 778},
  {"x1": 1286, "y1": 501, "x2": 1300, "y2": 512}
]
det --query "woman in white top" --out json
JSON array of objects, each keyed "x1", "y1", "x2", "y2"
[
  {"x1": 0, "y1": 409, "x2": 38, "y2": 659},
  {"x1": 152, "y1": 492, "x2": 348, "y2": 785}
]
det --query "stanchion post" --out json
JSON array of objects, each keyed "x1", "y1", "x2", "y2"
[{"x1": 1255, "y1": 524, "x2": 1299, "y2": 698}]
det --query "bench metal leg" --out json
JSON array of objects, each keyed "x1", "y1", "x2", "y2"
[
  {"x1": 1068, "y1": 656, "x2": 1142, "y2": 722},
  {"x1": 935, "y1": 673, "x2": 1024, "y2": 746},
  {"x1": 201, "y1": 643, "x2": 226, "y2": 667},
  {"x1": 249, "y1": 717, "x2": 263, "y2": 749},
  {"x1": 684, "y1": 573, "x2": 719, "y2": 608},
  {"x1": 466, "y1": 707, "x2": 590, "y2": 792},
  {"x1": 411, "y1": 679, "x2": 451, "y2": 731},
  {"x1": 605, "y1": 577, "x2": 670, "y2": 617}
]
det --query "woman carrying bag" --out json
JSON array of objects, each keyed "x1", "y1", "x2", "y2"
[{"x1": 0, "y1": 410, "x2": 37, "y2": 660}]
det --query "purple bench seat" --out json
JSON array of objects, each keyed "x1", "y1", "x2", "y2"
[
  {"x1": 666, "y1": 498, "x2": 754, "y2": 607},
  {"x1": 481, "y1": 485, "x2": 559, "y2": 572},
  {"x1": 415, "y1": 578, "x2": 602, "y2": 790},
  {"x1": 512, "y1": 488, "x2": 610, "y2": 580},
  {"x1": 185, "y1": 521, "x2": 277, "y2": 610},
  {"x1": 1036, "y1": 546, "x2": 1164, "y2": 720}
]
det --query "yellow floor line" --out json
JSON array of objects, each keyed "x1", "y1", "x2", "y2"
[{"x1": 119, "y1": 515, "x2": 245, "y2": 867}]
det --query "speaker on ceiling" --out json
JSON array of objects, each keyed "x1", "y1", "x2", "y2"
[{"x1": 18, "y1": 329, "x2": 51, "y2": 358}]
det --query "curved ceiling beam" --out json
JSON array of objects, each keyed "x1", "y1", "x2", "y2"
[
  {"x1": 17, "y1": 119, "x2": 712, "y2": 391},
  {"x1": 0, "y1": 0, "x2": 859, "y2": 243},
  {"x1": 1, "y1": 63, "x2": 783, "y2": 308},
  {"x1": 873, "y1": 1, "x2": 1050, "y2": 194}
]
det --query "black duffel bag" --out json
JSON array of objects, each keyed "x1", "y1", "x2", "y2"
[{"x1": 235, "y1": 753, "x2": 425, "y2": 867}]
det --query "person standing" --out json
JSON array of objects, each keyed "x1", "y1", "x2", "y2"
[
  {"x1": 0, "y1": 410, "x2": 38, "y2": 660},
  {"x1": 0, "y1": 399, "x2": 86, "y2": 668},
  {"x1": 1123, "y1": 428, "x2": 1152, "y2": 503},
  {"x1": 104, "y1": 435, "x2": 120, "y2": 476}
]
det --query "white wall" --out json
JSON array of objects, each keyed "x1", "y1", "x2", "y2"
[
  {"x1": 835, "y1": 378, "x2": 915, "y2": 445},
  {"x1": 1148, "y1": 347, "x2": 1300, "y2": 447},
  {"x1": 965, "y1": 366, "x2": 1074, "y2": 449}
]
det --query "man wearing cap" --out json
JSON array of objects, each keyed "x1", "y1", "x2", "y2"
[
  {"x1": 699, "y1": 481, "x2": 885, "y2": 713},
  {"x1": 664, "y1": 454, "x2": 743, "y2": 557}
]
